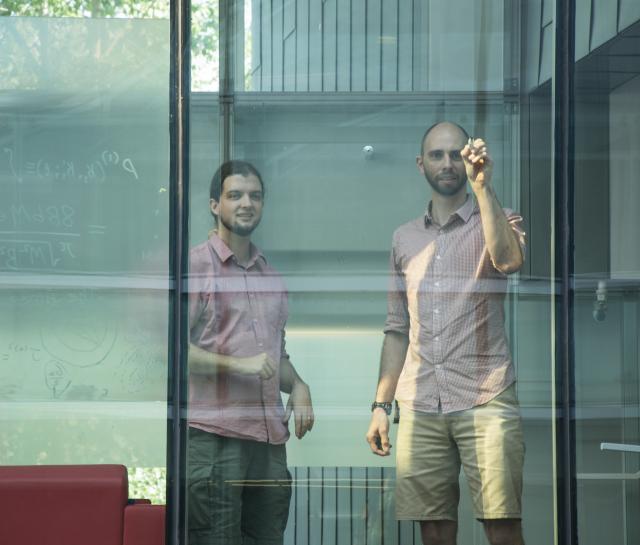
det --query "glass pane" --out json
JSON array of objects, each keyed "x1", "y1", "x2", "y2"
[
  {"x1": 0, "y1": 4, "x2": 170, "y2": 504},
  {"x1": 185, "y1": 1, "x2": 556, "y2": 545},
  {"x1": 573, "y1": 10, "x2": 640, "y2": 545}
]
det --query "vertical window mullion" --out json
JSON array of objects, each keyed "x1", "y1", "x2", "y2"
[
  {"x1": 167, "y1": 1, "x2": 191, "y2": 544},
  {"x1": 552, "y1": 0, "x2": 577, "y2": 544}
]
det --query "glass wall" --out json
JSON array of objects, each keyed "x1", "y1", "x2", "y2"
[
  {"x1": 0, "y1": 4, "x2": 171, "y2": 502},
  {"x1": 186, "y1": 2, "x2": 554, "y2": 544},
  {"x1": 4, "y1": 1, "x2": 640, "y2": 545}
]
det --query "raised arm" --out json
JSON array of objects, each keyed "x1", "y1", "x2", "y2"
[{"x1": 462, "y1": 138, "x2": 524, "y2": 274}]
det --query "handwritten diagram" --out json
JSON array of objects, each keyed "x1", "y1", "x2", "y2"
[
  {"x1": 0, "y1": 290, "x2": 167, "y2": 401},
  {"x1": 40, "y1": 312, "x2": 118, "y2": 368}
]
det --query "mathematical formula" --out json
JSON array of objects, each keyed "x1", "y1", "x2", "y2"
[
  {"x1": 0, "y1": 239, "x2": 76, "y2": 270},
  {"x1": 3, "y1": 148, "x2": 140, "y2": 184},
  {"x1": 0, "y1": 203, "x2": 76, "y2": 230}
]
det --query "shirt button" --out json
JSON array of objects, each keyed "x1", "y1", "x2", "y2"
[
  {"x1": 434, "y1": 282, "x2": 440, "y2": 287},
  {"x1": 434, "y1": 336, "x2": 439, "y2": 341},
  {"x1": 435, "y1": 364, "x2": 442, "y2": 369},
  {"x1": 436, "y1": 255, "x2": 441, "y2": 260},
  {"x1": 434, "y1": 309, "x2": 440, "y2": 314}
]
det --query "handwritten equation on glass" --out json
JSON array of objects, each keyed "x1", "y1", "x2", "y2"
[
  {"x1": 4, "y1": 148, "x2": 140, "y2": 184},
  {"x1": 0, "y1": 147, "x2": 153, "y2": 271}
]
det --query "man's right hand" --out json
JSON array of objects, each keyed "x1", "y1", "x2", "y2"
[
  {"x1": 366, "y1": 408, "x2": 392, "y2": 456},
  {"x1": 235, "y1": 353, "x2": 277, "y2": 379}
]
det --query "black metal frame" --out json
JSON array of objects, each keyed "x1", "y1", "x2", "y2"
[
  {"x1": 167, "y1": 0, "x2": 191, "y2": 544},
  {"x1": 553, "y1": 0, "x2": 578, "y2": 544}
]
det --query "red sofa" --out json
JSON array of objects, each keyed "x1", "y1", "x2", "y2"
[{"x1": 0, "y1": 464, "x2": 165, "y2": 545}]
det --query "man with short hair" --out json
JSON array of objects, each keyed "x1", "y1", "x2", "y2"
[
  {"x1": 188, "y1": 160, "x2": 314, "y2": 545},
  {"x1": 366, "y1": 122, "x2": 526, "y2": 545}
]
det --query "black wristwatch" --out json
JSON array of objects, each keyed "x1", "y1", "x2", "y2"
[{"x1": 371, "y1": 401, "x2": 393, "y2": 415}]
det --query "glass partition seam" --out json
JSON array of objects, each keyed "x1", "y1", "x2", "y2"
[
  {"x1": 553, "y1": 0, "x2": 578, "y2": 544},
  {"x1": 168, "y1": 0, "x2": 191, "y2": 544}
]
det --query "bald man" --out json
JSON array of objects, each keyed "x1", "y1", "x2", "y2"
[{"x1": 366, "y1": 122, "x2": 526, "y2": 545}]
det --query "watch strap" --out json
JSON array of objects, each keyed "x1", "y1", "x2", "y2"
[{"x1": 371, "y1": 401, "x2": 393, "y2": 415}]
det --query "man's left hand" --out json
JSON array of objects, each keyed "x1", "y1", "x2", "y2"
[
  {"x1": 284, "y1": 380, "x2": 315, "y2": 439},
  {"x1": 462, "y1": 137, "x2": 494, "y2": 191}
]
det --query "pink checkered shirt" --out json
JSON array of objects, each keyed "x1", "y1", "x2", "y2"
[
  {"x1": 384, "y1": 195, "x2": 525, "y2": 414},
  {"x1": 188, "y1": 233, "x2": 289, "y2": 444}
]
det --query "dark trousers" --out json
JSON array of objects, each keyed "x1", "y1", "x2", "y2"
[{"x1": 187, "y1": 427, "x2": 292, "y2": 545}]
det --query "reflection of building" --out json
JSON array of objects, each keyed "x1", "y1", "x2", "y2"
[{"x1": 2, "y1": 2, "x2": 640, "y2": 544}]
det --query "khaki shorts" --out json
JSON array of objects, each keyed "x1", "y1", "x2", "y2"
[{"x1": 395, "y1": 385, "x2": 524, "y2": 521}]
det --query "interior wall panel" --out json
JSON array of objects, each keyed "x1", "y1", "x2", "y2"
[
  {"x1": 263, "y1": 0, "x2": 273, "y2": 90},
  {"x1": 381, "y1": 0, "x2": 399, "y2": 91},
  {"x1": 322, "y1": 0, "x2": 338, "y2": 92},
  {"x1": 365, "y1": 0, "x2": 382, "y2": 91},
  {"x1": 308, "y1": 0, "x2": 322, "y2": 91},
  {"x1": 619, "y1": 0, "x2": 640, "y2": 32},
  {"x1": 524, "y1": 0, "x2": 543, "y2": 91},
  {"x1": 249, "y1": 0, "x2": 504, "y2": 92},
  {"x1": 591, "y1": 0, "x2": 619, "y2": 50},
  {"x1": 296, "y1": 0, "x2": 309, "y2": 91},
  {"x1": 336, "y1": 0, "x2": 351, "y2": 91},
  {"x1": 351, "y1": 0, "x2": 367, "y2": 91},
  {"x1": 575, "y1": 0, "x2": 592, "y2": 60},
  {"x1": 272, "y1": 0, "x2": 284, "y2": 91}
]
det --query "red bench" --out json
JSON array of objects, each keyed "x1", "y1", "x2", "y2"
[{"x1": 0, "y1": 464, "x2": 165, "y2": 545}]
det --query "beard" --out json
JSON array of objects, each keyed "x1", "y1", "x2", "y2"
[
  {"x1": 219, "y1": 214, "x2": 261, "y2": 237},
  {"x1": 424, "y1": 169, "x2": 467, "y2": 196}
]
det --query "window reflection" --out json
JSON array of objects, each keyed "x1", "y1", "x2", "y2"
[{"x1": 187, "y1": 161, "x2": 314, "y2": 544}]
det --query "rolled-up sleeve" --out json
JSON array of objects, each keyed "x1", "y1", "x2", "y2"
[
  {"x1": 383, "y1": 236, "x2": 409, "y2": 336},
  {"x1": 507, "y1": 212, "x2": 526, "y2": 257},
  {"x1": 188, "y1": 250, "x2": 211, "y2": 342}
]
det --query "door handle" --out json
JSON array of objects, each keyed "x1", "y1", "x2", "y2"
[{"x1": 601, "y1": 442, "x2": 640, "y2": 453}]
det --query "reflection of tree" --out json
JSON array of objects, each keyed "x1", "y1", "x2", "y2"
[
  {"x1": 0, "y1": 17, "x2": 170, "y2": 92},
  {"x1": 191, "y1": 0, "x2": 220, "y2": 91},
  {"x1": 1, "y1": 0, "x2": 220, "y2": 91},
  {"x1": 0, "y1": 1, "x2": 169, "y2": 19}
]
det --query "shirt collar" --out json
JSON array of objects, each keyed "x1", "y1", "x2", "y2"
[
  {"x1": 208, "y1": 232, "x2": 265, "y2": 268},
  {"x1": 424, "y1": 194, "x2": 475, "y2": 227}
]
